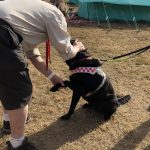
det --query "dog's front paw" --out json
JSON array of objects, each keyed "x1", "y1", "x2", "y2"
[{"x1": 60, "y1": 114, "x2": 71, "y2": 120}]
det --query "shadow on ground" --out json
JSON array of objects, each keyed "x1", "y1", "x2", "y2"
[
  {"x1": 144, "y1": 144, "x2": 150, "y2": 150},
  {"x1": 1, "y1": 109, "x2": 150, "y2": 150},
  {"x1": 111, "y1": 119, "x2": 150, "y2": 150},
  {"x1": 0, "y1": 130, "x2": 5, "y2": 139},
  {"x1": 29, "y1": 107, "x2": 104, "y2": 150},
  {"x1": 147, "y1": 105, "x2": 150, "y2": 112}
]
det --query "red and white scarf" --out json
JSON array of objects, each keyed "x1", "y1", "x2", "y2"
[{"x1": 72, "y1": 67, "x2": 97, "y2": 75}]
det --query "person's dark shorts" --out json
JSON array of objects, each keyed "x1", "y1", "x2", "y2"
[
  {"x1": 0, "y1": 69, "x2": 32, "y2": 110},
  {"x1": 0, "y1": 18, "x2": 32, "y2": 110}
]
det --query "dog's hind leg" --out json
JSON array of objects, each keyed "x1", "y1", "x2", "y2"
[
  {"x1": 60, "y1": 92, "x2": 81, "y2": 120},
  {"x1": 118, "y1": 95, "x2": 131, "y2": 106},
  {"x1": 103, "y1": 108, "x2": 117, "y2": 121},
  {"x1": 103, "y1": 95, "x2": 131, "y2": 121}
]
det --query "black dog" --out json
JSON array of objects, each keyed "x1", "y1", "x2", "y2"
[{"x1": 51, "y1": 40, "x2": 131, "y2": 120}]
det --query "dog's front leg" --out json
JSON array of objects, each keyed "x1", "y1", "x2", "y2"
[{"x1": 60, "y1": 92, "x2": 81, "y2": 120}]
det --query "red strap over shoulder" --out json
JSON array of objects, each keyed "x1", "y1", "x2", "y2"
[{"x1": 46, "y1": 40, "x2": 51, "y2": 70}]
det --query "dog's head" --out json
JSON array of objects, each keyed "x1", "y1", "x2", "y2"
[
  {"x1": 65, "y1": 50, "x2": 90, "y2": 67},
  {"x1": 65, "y1": 39, "x2": 102, "y2": 69},
  {"x1": 66, "y1": 49, "x2": 102, "y2": 70}
]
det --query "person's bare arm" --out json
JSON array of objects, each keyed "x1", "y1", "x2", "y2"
[{"x1": 29, "y1": 55, "x2": 64, "y2": 86}]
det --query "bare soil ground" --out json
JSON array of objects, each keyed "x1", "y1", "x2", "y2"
[{"x1": 0, "y1": 23, "x2": 150, "y2": 150}]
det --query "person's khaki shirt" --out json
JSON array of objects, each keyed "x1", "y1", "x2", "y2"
[{"x1": 0, "y1": 0, "x2": 76, "y2": 60}]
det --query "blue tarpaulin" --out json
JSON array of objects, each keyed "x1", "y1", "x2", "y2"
[
  {"x1": 69, "y1": 0, "x2": 150, "y2": 22},
  {"x1": 79, "y1": 0, "x2": 150, "y2": 6}
]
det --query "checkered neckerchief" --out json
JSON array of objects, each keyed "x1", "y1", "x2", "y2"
[{"x1": 72, "y1": 67, "x2": 97, "y2": 75}]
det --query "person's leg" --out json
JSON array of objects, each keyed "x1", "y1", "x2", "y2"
[
  {"x1": 2, "y1": 103, "x2": 31, "y2": 134},
  {"x1": 0, "y1": 69, "x2": 35, "y2": 149},
  {"x1": 5, "y1": 105, "x2": 37, "y2": 150},
  {"x1": 8, "y1": 105, "x2": 28, "y2": 139}
]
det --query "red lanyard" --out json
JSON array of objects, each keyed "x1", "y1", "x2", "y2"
[{"x1": 46, "y1": 40, "x2": 51, "y2": 70}]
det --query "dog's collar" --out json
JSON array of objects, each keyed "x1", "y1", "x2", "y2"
[{"x1": 71, "y1": 67, "x2": 97, "y2": 75}]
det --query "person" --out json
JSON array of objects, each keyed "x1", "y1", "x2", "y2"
[
  {"x1": 49, "y1": 0, "x2": 69, "y2": 18},
  {"x1": 0, "y1": 0, "x2": 85, "y2": 149}
]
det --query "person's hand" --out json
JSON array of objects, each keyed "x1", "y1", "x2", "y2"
[
  {"x1": 50, "y1": 74, "x2": 65, "y2": 87},
  {"x1": 73, "y1": 39, "x2": 85, "y2": 52}
]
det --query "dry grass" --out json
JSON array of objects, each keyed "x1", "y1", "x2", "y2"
[{"x1": 0, "y1": 23, "x2": 150, "y2": 150}]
